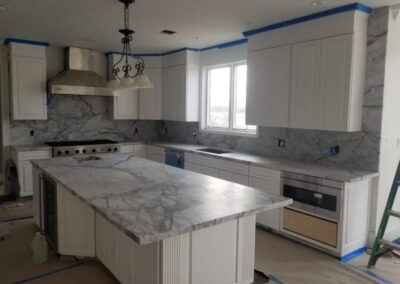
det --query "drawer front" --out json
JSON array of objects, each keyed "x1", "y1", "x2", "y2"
[
  {"x1": 18, "y1": 150, "x2": 52, "y2": 161},
  {"x1": 218, "y1": 170, "x2": 249, "y2": 186},
  {"x1": 283, "y1": 208, "x2": 338, "y2": 247},
  {"x1": 147, "y1": 145, "x2": 165, "y2": 156},
  {"x1": 185, "y1": 153, "x2": 220, "y2": 169},
  {"x1": 147, "y1": 154, "x2": 165, "y2": 164},
  {"x1": 119, "y1": 145, "x2": 134, "y2": 153},
  {"x1": 249, "y1": 166, "x2": 280, "y2": 182},
  {"x1": 249, "y1": 177, "x2": 280, "y2": 195},
  {"x1": 217, "y1": 160, "x2": 249, "y2": 175},
  {"x1": 185, "y1": 162, "x2": 219, "y2": 178},
  {"x1": 133, "y1": 145, "x2": 147, "y2": 158}
]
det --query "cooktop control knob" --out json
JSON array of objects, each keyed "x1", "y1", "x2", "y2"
[
  {"x1": 75, "y1": 150, "x2": 80, "y2": 154},
  {"x1": 92, "y1": 149, "x2": 96, "y2": 153},
  {"x1": 65, "y1": 150, "x2": 70, "y2": 155},
  {"x1": 108, "y1": 148, "x2": 112, "y2": 152},
  {"x1": 57, "y1": 151, "x2": 62, "y2": 155},
  {"x1": 114, "y1": 148, "x2": 118, "y2": 152},
  {"x1": 82, "y1": 149, "x2": 87, "y2": 153}
]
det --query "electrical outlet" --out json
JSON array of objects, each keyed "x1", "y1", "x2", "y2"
[
  {"x1": 278, "y1": 139, "x2": 286, "y2": 148},
  {"x1": 329, "y1": 145, "x2": 340, "y2": 156},
  {"x1": 133, "y1": 128, "x2": 139, "y2": 135},
  {"x1": 30, "y1": 130, "x2": 34, "y2": 137}
]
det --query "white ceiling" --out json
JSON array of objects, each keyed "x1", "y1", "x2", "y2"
[{"x1": 0, "y1": 0, "x2": 398, "y2": 53}]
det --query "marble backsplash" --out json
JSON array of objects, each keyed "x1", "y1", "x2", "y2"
[
  {"x1": 10, "y1": 95, "x2": 162, "y2": 144},
  {"x1": 159, "y1": 8, "x2": 388, "y2": 173}
]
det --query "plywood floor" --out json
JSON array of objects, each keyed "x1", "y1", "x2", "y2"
[{"x1": 0, "y1": 200, "x2": 395, "y2": 284}]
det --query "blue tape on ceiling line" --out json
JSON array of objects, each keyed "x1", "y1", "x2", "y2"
[
  {"x1": 161, "y1": 47, "x2": 200, "y2": 56},
  {"x1": 243, "y1": 2, "x2": 372, "y2": 37},
  {"x1": 106, "y1": 51, "x2": 161, "y2": 57},
  {"x1": 200, "y1": 38, "x2": 248, "y2": 52},
  {"x1": 4, "y1": 38, "x2": 50, "y2": 47}
]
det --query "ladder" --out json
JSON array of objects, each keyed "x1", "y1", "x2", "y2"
[{"x1": 368, "y1": 161, "x2": 400, "y2": 268}]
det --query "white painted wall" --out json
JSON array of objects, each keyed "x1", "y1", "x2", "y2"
[
  {"x1": 372, "y1": 5, "x2": 400, "y2": 243},
  {"x1": 199, "y1": 44, "x2": 247, "y2": 68}
]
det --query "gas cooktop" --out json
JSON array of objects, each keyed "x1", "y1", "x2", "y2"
[
  {"x1": 45, "y1": 139, "x2": 118, "y2": 147},
  {"x1": 45, "y1": 139, "x2": 120, "y2": 157}
]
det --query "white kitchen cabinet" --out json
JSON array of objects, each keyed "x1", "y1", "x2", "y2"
[
  {"x1": 11, "y1": 148, "x2": 52, "y2": 197},
  {"x1": 57, "y1": 184, "x2": 95, "y2": 257},
  {"x1": 9, "y1": 42, "x2": 47, "y2": 120},
  {"x1": 246, "y1": 45, "x2": 291, "y2": 127},
  {"x1": 108, "y1": 54, "x2": 139, "y2": 120},
  {"x1": 162, "y1": 51, "x2": 199, "y2": 122},
  {"x1": 146, "y1": 145, "x2": 165, "y2": 163},
  {"x1": 289, "y1": 39, "x2": 321, "y2": 129},
  {"x1": 140, "y1": 68, "x2": 162, "y2": 120},
  {"x1": 119, "y1": 144, "x2": 147, "y2": 158}
]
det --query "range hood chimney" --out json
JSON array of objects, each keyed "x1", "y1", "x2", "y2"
[{"x1": 48, "y1": 47, "x2": 114, "y2": 96}]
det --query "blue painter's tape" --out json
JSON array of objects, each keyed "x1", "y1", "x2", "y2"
[
  {"x1": 4, "y1": 38, "x2": 50, "y2": 47},
  {"x1": 341, "y1": 262, "x2": 394, "y2": 284},
  {"x1": 339, "y1": 246, "x2": 367, "y2": 263},
  {"x1": 161, "y1": 47, "x2": 200, "y2": 56},
  {"x1": 200, "y1": 38, "x2": 248, "y2": 51},
  {"x1": 13, "y1": 261, "x2": 84, "y2": 284},
  {"x1": 268, "y1": 274, "x2": 285, "y2": 284},
  {"x1": 243, "y1": 2, "x2": 372, "y2": 37}
]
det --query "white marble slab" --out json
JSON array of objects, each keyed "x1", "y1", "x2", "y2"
[
  {"x1": 32, "y1": 154, "x2": 291, "y2": 245},
  {"x1": 150, "y1": 142, "x2": 378, "y2": 183}
]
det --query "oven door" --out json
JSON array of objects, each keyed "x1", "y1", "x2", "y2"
[{"x1": 282, "y1": 178, "x2": 342, "y2": 221}]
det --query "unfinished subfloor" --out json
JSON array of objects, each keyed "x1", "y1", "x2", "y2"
[{"x1": 0, "y1": 200, "x2": 397, "y2": 284}]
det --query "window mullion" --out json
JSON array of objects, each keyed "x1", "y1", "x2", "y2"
[{"x1": 229, "y1": 64, "x2": 235, "y2": 131}]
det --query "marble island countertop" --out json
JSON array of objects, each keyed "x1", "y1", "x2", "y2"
[
  {"x1": 149, "y1": 142, "x2": 378, "y2": 183},
  {"x1": 32, "y1": 154, "x2": 291, "y2": 245}
]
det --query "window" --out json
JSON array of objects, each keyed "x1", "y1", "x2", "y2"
[{"x1": 203, "y1": 62, "x2": 257, "y2": 135}]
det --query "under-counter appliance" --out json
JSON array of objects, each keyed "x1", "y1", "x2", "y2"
[
  {"x1": 42, "y1": 174, "x2": 58, "y2": 250},
  {"x1": 165, "y1": 150, "x2": 184, "y2": 169},
  {"x1": 46, "y1": 139, "x2": 120, "y2": 157},
  {"x1": 281, "y1": 173, "x2": 343, "y2": 247}
]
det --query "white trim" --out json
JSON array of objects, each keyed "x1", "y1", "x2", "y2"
[{"x1": 201, "y1": 61, "x2": 257, "y2": 137}]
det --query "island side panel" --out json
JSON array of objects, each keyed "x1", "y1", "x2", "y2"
[{"x1": 161, "y1": 215, "x2": 256, "y2": 284}]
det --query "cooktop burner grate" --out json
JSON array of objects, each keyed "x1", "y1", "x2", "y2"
[{"x1": 45, "y1": 139, "x2": 118, "y2": 147}]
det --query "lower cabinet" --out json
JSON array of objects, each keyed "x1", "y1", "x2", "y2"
[
  {"x1": 146, "y1": 145, "x2": 165, "y2": 163},
  {"x1": 120, "y1": 144, "x2": 147, "y2": 158},
  {"x1": 96, "y1": 213, "x2": 159, "y2": 284},
  {"x1": 57, "y1": 184, "x2": 95, "y2": 257}
]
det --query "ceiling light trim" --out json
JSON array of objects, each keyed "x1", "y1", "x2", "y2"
[
  {"x1": 243, "y1": 2, "x2": 372, "y2": 37},
  {"x1": 4, "y1": 37, "x2": 50, "y2": 47}
]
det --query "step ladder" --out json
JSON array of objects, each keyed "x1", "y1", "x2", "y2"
[{"x1": 368, "y1": 161, "x2": 400, "y2": 268}]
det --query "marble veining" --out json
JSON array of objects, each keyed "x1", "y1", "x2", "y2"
[
  {"x1": 151, "y1": 142, "x2": 378, "y2": 183},
  {"x1": 159, "y1": 8, "x2": 388, "y2": 173},
  {"x1": 32, "y1": 154, "x2": 291, "y2": 245}
]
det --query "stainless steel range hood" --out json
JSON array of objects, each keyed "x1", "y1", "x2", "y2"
[{"x1": 48, "y1": 47, "x2": 114, "y2": 96}]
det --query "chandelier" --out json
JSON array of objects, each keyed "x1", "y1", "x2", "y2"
[{"x1": 108, "y1": 0, "x2": 153, "y2": 90}]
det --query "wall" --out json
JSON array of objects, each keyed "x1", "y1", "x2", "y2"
[
  {"x1": 373, "y1": 5, "x2": 400, "y2": 242},
  {"x1": 9, "y1": 46, "x2": 161, "y2": 145},
  {"x1": 161, "y1": 9, "x2": 386, "y2": 172}
]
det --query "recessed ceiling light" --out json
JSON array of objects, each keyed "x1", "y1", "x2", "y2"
[
  {"x1": 310, "y1": 0, "x2": 324, "y2": 6},
  {"x1": 160, "y1": 30, "x2": 177, "y2": 35}
]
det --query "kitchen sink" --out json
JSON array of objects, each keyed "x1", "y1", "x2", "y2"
[{"x1": 197, "y1": 148, "x2": 231, "y2": 155}]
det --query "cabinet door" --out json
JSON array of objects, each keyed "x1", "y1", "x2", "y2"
[
  {"x1": 249, "y1": 177, "x2": 281, "y2": 231},
  {"x1": 318, "y1": 34, "x2": 352, "y2": 131},
  {"x1": 162, "y1": 65, "x2": 186, "y2": 121},
  {"x1": 57, "y1": 185, "x2": 95, "y2": 257},
  {"x1": 133, "y1": 145, "x2": 147, "y2": 158},
  {"x1": 289, "y1": 40, "x2": 321, "y2": 129},
  {"x1": 218, "y1": 170, "x2": 249, "y2": 186},
  {"x1": 19, "y1": 161, "x2": 33, "y2": 197},
  {"x1": 246, "y1": 49, "x2": 266, "y2": 126},
  {"x1": 111, "y1": 90, "x2": 138, "y2": 120},
  {"x1": 161, "y1": 67, "x2": 174, "y2": 120},
  {"x1": 11, "y1": 56, "x2": 47, "y2": 120},
  {"x1": 140, "y1": 68, "x2": 162, "y2": 120}
]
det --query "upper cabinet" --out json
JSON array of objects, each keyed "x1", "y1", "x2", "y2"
[
  {"x1": 9, "y1": 42, "x2": 48, "y2": 120},
  {"x1": 161, "y1": 50, "x2": 199, "y2": 122},
  {"x1": 246, "y1": 10, "x2": 368, "y2": 132},
  {"x1": 108, "y1": 55, "x2": 162, "y2": 120}
]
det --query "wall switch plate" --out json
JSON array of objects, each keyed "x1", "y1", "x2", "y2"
[
  {"x1": 133, "y1": 128, "x2": 139, "y2": 135},
  {"x1": 30, "y1": 130, "x2": 34, "y2": 136},
  {"x1": 329, "y1": 145, "x2": 340, "y2": 156}
]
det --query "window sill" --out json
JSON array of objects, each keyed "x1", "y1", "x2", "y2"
[{"x1": 200, "y1": 128, "x2": 258, "y2": 138}]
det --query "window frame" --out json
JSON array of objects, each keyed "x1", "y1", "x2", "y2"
[{"x1": 201, "y1": 61, "x2": 258, "y2": 137}]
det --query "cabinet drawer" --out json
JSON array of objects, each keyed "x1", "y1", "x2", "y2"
[
  {"x1": 18, "y1": 150, "x2": 52, "y2": 161},
  {"x1": 147, "y1": 154, "x2": 165, "y2": 164},
  {"x1": 147, "y1": 145, "x2": 165, "y2": 156},
  {"x1": 218, "y1": 170, "x2": 249, "y2": 186},
  {"x1": 249, "y1": 177, "x2": 280, "y2": 195},
  {"x1": 185, "y1": 153, "x2": 219, "y2": 168},
  {"x1": 217, "y1": 160, "x2": 249, "y2": 175},
  {"x1": 283, "y1": 208, "x2": 338, "y2": 247},
  {"x1": 120, "y1": 145, "x2": 134, "y2": 153},
  {"x1": 185, "y1": 162, "x2": 219, "y2": 178},
  {"x1": 249, "y1": 166, "x2": 280, "y2": 182},
  {"x1": 133, "y1": 145, "x2": 147, "y2": 158}
]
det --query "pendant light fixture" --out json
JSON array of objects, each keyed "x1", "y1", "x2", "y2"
[{"x1": 108, "y1": 0, "x2": 153, "y2": 90}]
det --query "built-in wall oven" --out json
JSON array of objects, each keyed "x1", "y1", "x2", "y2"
[
  {"x1": 281, "y1": 173, "x2": 343, "y2": 247},
  {"x1": 42, "y1": 174, "x2": 58, "y2": 251}
]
